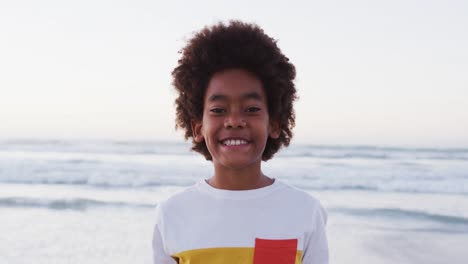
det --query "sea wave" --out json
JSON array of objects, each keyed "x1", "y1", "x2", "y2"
[
  {"x1": 1, "y1": 178, "x2": 467, "y2": 196},
  {"x1": 1, "y1": 140, "x2": 467, "y2": 160},
  {"x1": 1, "y1": 139, "x2": 467, "y2": 196},
  {"x1": 0, "y1": 178, "x2": 195, "y2": 189},
  {"x1": 0, "y1": 197, "x2": 154, "y2": 210},
  {"x1": 3, "y1": 196, "x2": 467, "y2": 233},
  {"x1": 331, "y1": 207, "x2": 468, "y2": 232},
  {"x1": 280, "y1": 146, "x2": 468, "y2": 160}
]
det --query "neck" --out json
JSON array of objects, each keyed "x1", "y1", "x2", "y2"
[{"x1": 208, "y1": 162, "x2": 273, "y2": 190}]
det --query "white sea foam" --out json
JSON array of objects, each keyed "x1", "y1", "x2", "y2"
[{"x1": 1, "y1": 140, "x2": 467, "y2": 194}]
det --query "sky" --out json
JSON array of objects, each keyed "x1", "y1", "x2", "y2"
[{"x1": 1, "y1": 0, "x2": 467, "y2": 148}]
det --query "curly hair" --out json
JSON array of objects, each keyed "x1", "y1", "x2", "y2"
[{"x1": 172, "y1": 20, "x2": 297, "y2": 161}]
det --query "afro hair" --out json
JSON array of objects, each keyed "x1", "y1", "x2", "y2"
[{"x1": 172, "y1": 20, "x2": 297, "y2": 161}]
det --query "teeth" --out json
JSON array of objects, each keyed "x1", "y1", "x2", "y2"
[{"x1": 223, "y1": 139, "x2": 248, "y2": 146}]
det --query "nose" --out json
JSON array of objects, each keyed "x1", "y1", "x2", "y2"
[{"x1": 224, "y1": 113, "x2": 246, "y2": 128}]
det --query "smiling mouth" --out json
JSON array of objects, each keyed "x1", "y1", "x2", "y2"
[{"x1": 221, "y1": 139, "x2": 250, "y2": 146}]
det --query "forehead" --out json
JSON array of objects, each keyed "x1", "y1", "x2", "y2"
[{"x1": 204, "y1": 68, "x2": 266, "y2": 102}]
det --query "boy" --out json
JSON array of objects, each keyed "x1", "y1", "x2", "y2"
[{"x1": 152, "y1": 20, "x2": 329, "y2": 264}]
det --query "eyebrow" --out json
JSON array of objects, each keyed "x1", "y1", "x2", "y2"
[{"x1": 207, "y1": 92, "x2": 263, "y2": 102}]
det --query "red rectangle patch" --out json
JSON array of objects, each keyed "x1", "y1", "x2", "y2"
[{"x1": 253, "y1": 238, "x2": 298, "y2": 264}]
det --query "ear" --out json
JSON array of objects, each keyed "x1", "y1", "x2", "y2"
[
  {"x1": 191, "y1": 119, "x2": 204, "y2": 143},
  {"x1": 268, "y1": 120, "x2": 281, "y2": 139}
]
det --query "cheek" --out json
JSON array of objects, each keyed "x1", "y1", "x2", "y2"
[{"x1": 200, "y1": 120, "x2": 216, "y2": 139}]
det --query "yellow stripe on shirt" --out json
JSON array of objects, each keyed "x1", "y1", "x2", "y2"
[{"x1": 172, "y1": 247, "x2": 303, "y2": 264}]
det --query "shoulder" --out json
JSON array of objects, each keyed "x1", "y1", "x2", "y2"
[
  {"x1": 276, "y1": 180, "x2": 323, "y2": 206},
  {"x1": 156, "y1": 182, "x2": 202, "y2": 213},
  {"x1": 275, "y1": 180, "x2": 328, "y2": 222}
]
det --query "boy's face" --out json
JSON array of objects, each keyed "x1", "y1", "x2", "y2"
[{"x1": 191, "y1": 68, "x2": 280, "y2": 170}]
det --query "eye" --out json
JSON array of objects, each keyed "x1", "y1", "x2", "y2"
[
  {"x1": 210, "y1": 108, "x2": 225, "y2": 114},
  {"x1": 246, "y1": 107, "x2": 261, "y2": 113}
]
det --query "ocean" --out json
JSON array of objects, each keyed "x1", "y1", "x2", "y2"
[{"x1": 1, "y1": 139, "x2": 467, "y2": 264}]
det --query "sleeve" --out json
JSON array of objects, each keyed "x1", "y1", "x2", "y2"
[
  {"x1": 301, "y1": 202, "x2": 329, "y2": 264},
  {"x1": 152, "y1": 204, "x2": 177, "y2": 264}
]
